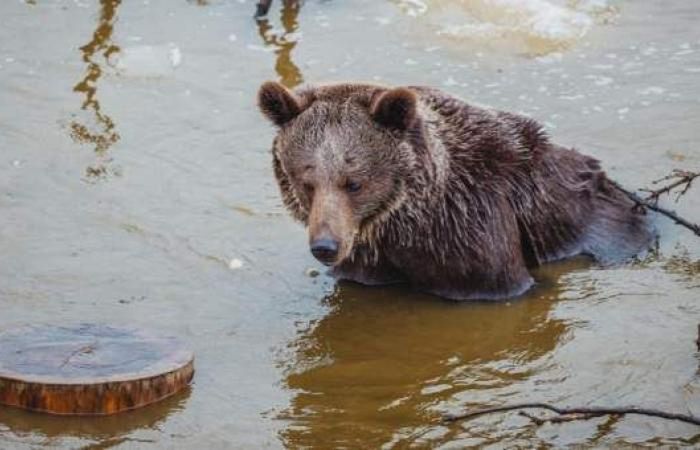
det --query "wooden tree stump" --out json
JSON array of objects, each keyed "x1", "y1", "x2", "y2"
[{"x1": 0, "y1": 324, "x2": 194, "y2": 415}]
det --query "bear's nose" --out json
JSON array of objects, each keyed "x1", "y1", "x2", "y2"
[{"x1": 310, "y1": 238, "x2": 339, "y2": 264}]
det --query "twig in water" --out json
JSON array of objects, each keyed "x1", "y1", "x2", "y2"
[{"x1": 442, "y1": 403, "x2": 700, "y2": 426}]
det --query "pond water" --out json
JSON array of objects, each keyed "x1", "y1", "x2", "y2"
[{"x1": 1, "y1": 0, "x2": 699, "y2": 448}]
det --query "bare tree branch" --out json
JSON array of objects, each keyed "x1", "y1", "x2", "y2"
[
  {"x1": 641, "y1": 169, "x2": 700, "y2": 205},
  {"x1": 609, "y1": 169, "x2": 700, "y2": 237}
]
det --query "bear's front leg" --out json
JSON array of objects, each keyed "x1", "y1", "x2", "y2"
[
  {"x1": 332, "y1": 249, "x2": 406, "y2": 286},
  {"x1": 418, "y1": 268, "x2": 535, "y2": 301},
  {"x1": 389, "y1": 196, "x2": 538, "y2": 300},
  {"x1": 408, "y1": 262, "x2": 534, "y2": 301}
]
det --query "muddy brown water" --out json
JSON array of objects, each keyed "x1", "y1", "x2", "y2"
[{"x1": 1, "y1": 0, "x2": 699, "y2": 448}]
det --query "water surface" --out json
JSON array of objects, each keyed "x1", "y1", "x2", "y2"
[{"x1": 0, "y1": 0, "x2": 699, "y2": 447}]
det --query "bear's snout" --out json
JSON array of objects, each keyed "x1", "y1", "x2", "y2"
[{"x1": 310, "y1": 237, "x2": 339, "y2": 265}]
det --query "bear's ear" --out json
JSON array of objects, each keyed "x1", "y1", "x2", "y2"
[
  {"x1": 257, "y1": 81, "x2": 303, "y2": 127},
  {"x1": 369, "y1": 87, "x2": 417, "y2": 130}
]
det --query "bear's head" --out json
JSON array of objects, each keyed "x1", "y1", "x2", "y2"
[{"x1": 257, "y1": 81, "x2": 419, "y2": 266}]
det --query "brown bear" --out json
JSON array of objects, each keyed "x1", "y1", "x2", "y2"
[{"x1": 257, "y1": 81, "x2": 652, "y2": 300}]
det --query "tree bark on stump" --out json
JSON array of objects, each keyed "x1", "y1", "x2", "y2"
[{"x1": 0, "y1": 324, "x2": 194, "y2": 415}]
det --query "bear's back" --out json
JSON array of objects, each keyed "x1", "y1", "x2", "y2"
[{"x1": 409, "y1": 86, "x2": 653, "y2": 266}]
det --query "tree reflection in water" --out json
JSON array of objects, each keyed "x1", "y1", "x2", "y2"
[
  {"x1": 69, "y1": 0, "x2": 121, "y2": 180},
  {"x1": 256, "y1": 0, "x2": 304, "y2": 88}
]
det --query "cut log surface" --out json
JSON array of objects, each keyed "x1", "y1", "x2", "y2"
[{"x1": 0, "y1": 324, "x2": 194, "y2": 415}]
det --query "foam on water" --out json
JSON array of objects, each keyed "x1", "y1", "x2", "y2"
[{"x1": 394, "y1": 0, "x2": 618, "y2": 55}]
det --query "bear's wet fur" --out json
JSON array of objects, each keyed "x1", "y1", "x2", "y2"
[{"x1": 258, "y1": 81, "x2": 653, "y2": 300}]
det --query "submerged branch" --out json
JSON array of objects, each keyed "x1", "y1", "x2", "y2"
[
  {"x1": 442, "y1": 403, "x2": 700, "y2": 426},
  {"x1": 518, "y1": 410, "x2": 604, "y2": 425}
]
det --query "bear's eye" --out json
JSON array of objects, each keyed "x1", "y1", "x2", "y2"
[{"x1": 346, "y1": 181, "x2": 362, "y2": 193}]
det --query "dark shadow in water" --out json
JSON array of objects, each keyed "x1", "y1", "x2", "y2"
[
  {"x1": 277, "y1": 258, "x2": 591, "y2": 448},
  {"x1": 0, "y1": 387, "x2": 190, "y2": 448},
  {"x1": 256, "y1": 0, "x2": 304, "y2": 88},
  {"x1": 69, "y1": 0, "x2": 122, "y2": 180}
]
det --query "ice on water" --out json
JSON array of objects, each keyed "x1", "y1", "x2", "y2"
[{"x1": 395, "y1": 0, "x2": 617, "y2": 54}]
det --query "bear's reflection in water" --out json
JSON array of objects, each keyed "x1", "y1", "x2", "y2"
[{"x1": 279, "y1": 257, "x2": 591, "y2": 448}]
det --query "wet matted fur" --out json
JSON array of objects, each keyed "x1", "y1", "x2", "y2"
[{"x1": 257, "y1": 81, "x2": 653, "y2": 300}]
